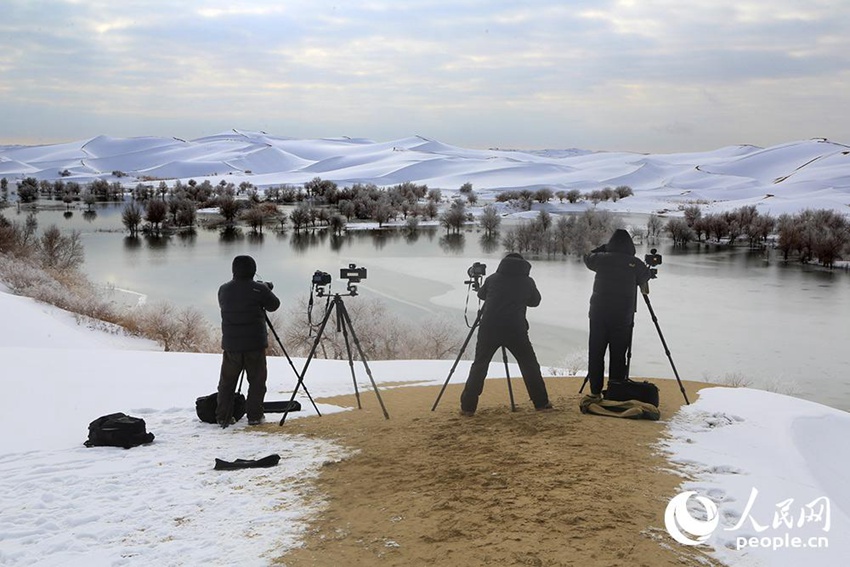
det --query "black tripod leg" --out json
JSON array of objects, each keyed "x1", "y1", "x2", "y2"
[
  {"x1": 338, "y1": 307, "x2": 362, "y2": 410},
  {"x1": 265, "y1": 314, "x2": 320, "y2": 416},
  {"x1": 642, "y1": 294, "x2": 690, "y2": 405},
  {"x1": 432, "y1": 311, "x2": 481, "y2": 411},
  {"x1": 501, "y1": 346, "x2": 516, "y2": 412},
  {"x1": 624, "y1": 320, "x2": 635, "y2": 381},
  {"x1": 279, "y1": 301, "x2": 336, "y2": 425},
  {"x1": 338, "y1": 300, "x2": 390, "y2": 420}
]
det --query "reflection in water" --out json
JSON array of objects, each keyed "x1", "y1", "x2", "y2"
[
  {"x1": 330, "y1": 233, "x2": 349, "y2": 251},
  {"x1": 439, "y1": 233, "x2": 465, "y2": 253},
  {"x1": 144, "y1": 234, "x2": 169, "y2": 249},
  {"x1": 371, "y1": 232, "x2": 388, "y2": 250},
  {"x1": 177, "y1": 230, "x2": 197, "y2": 244},
  {"x1": 123, "y1": 236, "x2": 142, "y2": 250},
  {"x1": 404, "y1": 229, "x2": 420, "y2": 244},
  {"x1": 479, "y1": 233, "x2": 500, "y2": 254},
  {"x1": 247, "y1": 232, "x2": 264, "y2": 245},
  {"x1": 219, "y1": 227, "x2": 243, "y2": 242},
  {"x1": 63, "y1": 211, "x2": 73, "y2": 219},
  {"x1": 82, "y1": 210, "x2": 97, "y2": 223},
  {"x1": 290, "y1": 230, "x2": 322, "y2": 253}
]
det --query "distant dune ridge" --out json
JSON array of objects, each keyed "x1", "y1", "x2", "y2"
[{"x1": 2, "y1": 130, "x2": 850, "y2": 215}]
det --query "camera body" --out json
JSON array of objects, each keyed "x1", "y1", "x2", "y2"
[
  {"x1": 312, "y1": 270, "x2": 332, "y2": 287},
  {"x1": 644, "y1": 248, "x2": 662, "y2": 278},
  {"x1": 340, "y1": 264, "x2": 367, "y2": 283},
  {"x1": 467, "y1": 262, "x2": 486, "y2": 279},
  {"x1": 464, "y1": 261, "x2": 487, "y2": 292}
]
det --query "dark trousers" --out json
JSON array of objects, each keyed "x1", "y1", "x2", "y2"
[
  {"x1": 587, "y1": 313, "x2": 633, "y2": 395},
  {"x1": 217, "y1": 350, "x2": 268, "y2": 422},
  {"x1": 461, "y1": 330, "x2": 549, "y2": 413}
]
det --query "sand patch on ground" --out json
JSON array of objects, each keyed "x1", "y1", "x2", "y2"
[{"x1": 269, "y1": 376, "x2": 723, "y2": 566}]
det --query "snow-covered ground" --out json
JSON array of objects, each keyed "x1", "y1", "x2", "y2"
[
  {"x1": 2, "y1": 131, "x2": 849, "y2": 217},
  {"x1": 0, "y1": 283, "x2": 847, "y2": 566}
]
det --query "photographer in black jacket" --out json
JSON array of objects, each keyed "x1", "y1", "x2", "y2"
[
  {"x1": 583, "y1": 229, "x2": 652, "y2": 396},
  {"x1": 460, "y1": 253, "x2": 552, "y2": 415},
  {"x1": 217, "y1": 255, "x2": 281, "y2": 427}
]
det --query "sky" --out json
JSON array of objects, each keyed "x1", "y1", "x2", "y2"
[
  {"x1": 1, "y1": 280, "x2": 849, "y2": 566},
  {"x1": 2, "y1": 1, "x2": 850, "y2": 153}
]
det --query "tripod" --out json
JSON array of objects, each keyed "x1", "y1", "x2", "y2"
[
  {"x1": 265, "y1": 314, "x2": 321, "y2": 415},
  {"x1": 279, "y1": 291, "x2": 390, "y2": 425},
  {"x1": 580, "y1": 292, "x2": 689, "y2": 404},
  {"x1": 431, "y1": 309, "x2": 517, "y2": 412}
]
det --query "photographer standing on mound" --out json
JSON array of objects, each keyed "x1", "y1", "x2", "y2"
[
  {"x1": 460, "y1": 253, "x2": 551, "y2": 416},
  {"x1": 217, "y1": 255, "x2": 280, "y2": 428},
  {"x1": 583, "y1": 229, "x2": 653, "y2": 397}
]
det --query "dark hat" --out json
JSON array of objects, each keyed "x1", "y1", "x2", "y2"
[
  {"x1": 232, "y1": 255, "x2": 257, "y2": 279},
  {"x1": 606, "y1": 229, "x2": 636, "y2": 255}
]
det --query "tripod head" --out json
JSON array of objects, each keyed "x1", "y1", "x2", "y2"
[
  {"x1": 464, "y1": 261, "x2": 486, "y2": 292},
  {"x1": 644, "y1": 248, "x2": 662, "y2": 279},
  {"x1": 312, "y1": 264, "x2": 367, "y2": 300}
]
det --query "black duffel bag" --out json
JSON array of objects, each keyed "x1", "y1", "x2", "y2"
[
  {"x1": 195, "y1": 392, "x2": 247, "y2": 424},
  {"x1": 604, "y1": 379, "x2": 660, "y2": 407}
]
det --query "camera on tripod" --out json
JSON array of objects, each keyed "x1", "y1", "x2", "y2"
[
  {"x1": 644, "y1": 248, "x2": 662, "y2": 278},
  {"x1": 464, "y1": 261, "x2": 486, "y2": 291},
  {"x1": 312, "y1": 269, "x2": 331, "y2": 288},
  {"x1": 340, "y1": 264, "x2": 367, "y2": 283}
]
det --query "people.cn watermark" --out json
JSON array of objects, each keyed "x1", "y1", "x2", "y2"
[{"x1": 664, "y1": 488, "x2": 830, "y2": 551}]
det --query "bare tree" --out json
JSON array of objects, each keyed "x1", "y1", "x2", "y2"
[{"x1": 478, "y1": 205, "x2": 501, "y2": 237}]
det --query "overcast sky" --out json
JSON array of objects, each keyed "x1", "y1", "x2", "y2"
[{"x1": 2, "y1": 0, "x2": 849, "y2": 153}]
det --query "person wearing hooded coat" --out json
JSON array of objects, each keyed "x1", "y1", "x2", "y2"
[
  {"x1": 217, "y1": 255, "x2": 281, "y2": 427},
  {"x1": 460, "y1": 253, "x2": 551, "y2": 415},
  {"x1": 583, "y1": 229, "x2": 653, "y2": 396}
]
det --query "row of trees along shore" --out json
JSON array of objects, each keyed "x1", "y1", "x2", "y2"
[
  {"x1": 4, "y1": 176, "x2": 634, "y2": 237},
  {"x1": 4, "y1": 176, "x2": 849, "y2": 267}
]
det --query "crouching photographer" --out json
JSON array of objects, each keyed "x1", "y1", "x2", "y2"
[
  {"x1": 217, "y1": 255, "x2": 281, "y2": 427},
  {"x1": 460, "y1": 253, "x2": 552, "y2": 415},
  {"x1": 583, "y1": 230, "x2": 653, "y2": 397}
]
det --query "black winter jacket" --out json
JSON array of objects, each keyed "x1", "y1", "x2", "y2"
[
  {"x1": 219, "y1": 277, "x2": 281, "y2": 352},
  {"x1": 584, "y1": 230, "x2": 652, "y2": 321},
  {"x1": 478, "y1": 254, "x2": 540, "y2": 335}
]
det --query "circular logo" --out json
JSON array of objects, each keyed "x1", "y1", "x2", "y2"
[{"x1": 664, "y1": 491, "x2": 720, "y2": 546}]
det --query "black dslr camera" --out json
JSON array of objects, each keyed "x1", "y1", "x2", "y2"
[
  {"x1": 312, "y1": 270, "x2": 332, "y2": 287},
  {"x1": 644, "y1": 248, "x2": 662, "y2": 278},
  {"x1": 464, "y1": 261, "x2": 486, "y2": 291}
]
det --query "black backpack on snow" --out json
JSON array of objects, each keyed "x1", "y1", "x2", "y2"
[
  {"x1": 195, "y1": 392, "x2": 246, "y2": 424},
  {"x1": 84, "y1": 412, "x2": 155, "y2": 449}
]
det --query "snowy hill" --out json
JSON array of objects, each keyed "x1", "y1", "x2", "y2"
[{"x1": 2, "y1": 131, "x2": 850, "y2": 215}]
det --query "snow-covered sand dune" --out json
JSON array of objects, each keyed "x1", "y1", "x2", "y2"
[{"x1": 2, "y1": 131, "x2": 849, "y2": 215}]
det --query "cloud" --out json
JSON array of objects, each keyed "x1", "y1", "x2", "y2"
[{"x1": 1, "y1": 1, "x2": 850, "y2": 152}]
